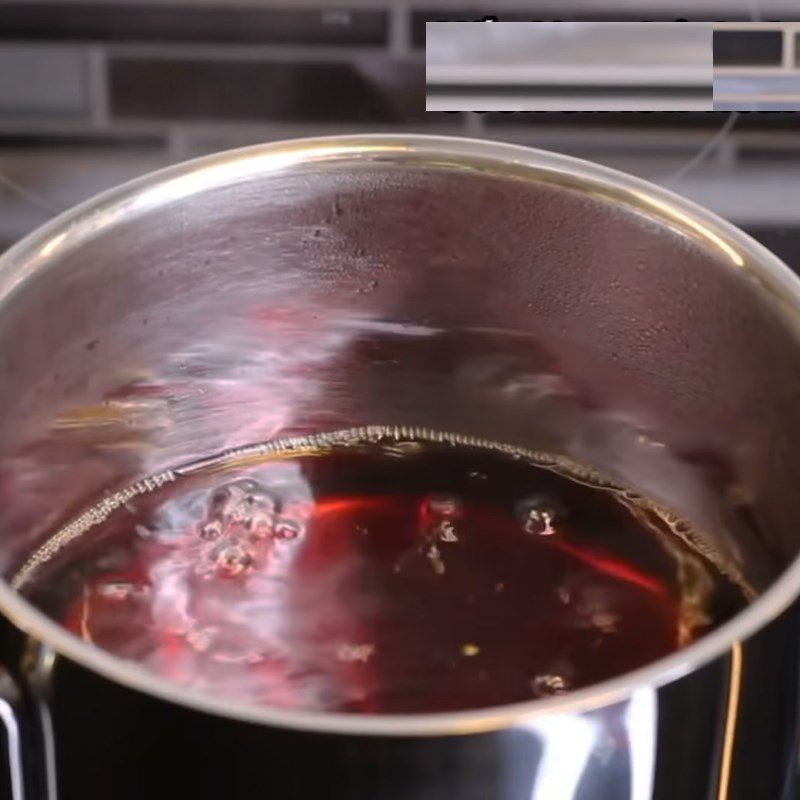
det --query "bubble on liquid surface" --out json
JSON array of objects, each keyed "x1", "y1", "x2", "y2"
[
  {"x1": 186, "y1": 626, "x2": 217, "y2": 653},
  {"x1": 242, "y1": 500, "x2": 277, "y2": 540},
  {"x1": 134, "y1": 524, "x2": 151, "y2": 539},
  {"x1": 591, "y1": 612, "x2": 618, "y2": 634},
  {"x1": 423, "y1": 494, "x2": 463, "y2": 519},
  {"x1": 425, "y1": 542, "x2": 446, "y2": 575},
  {"x1": 516, "y1": 495, "x2": 564, "y2": 536},
  {"x1": 336, "y1": 643, "x2": 375, "y2": 663},
  {"x1": 435, "y1": 520, "x2": 458, "y2": 543},
  {"x1": 232, "y1": 483, "x2": 276, "y2": 523},
  {"x1": 97, "y1": 582, "x2": 146, "y2": 601},
  {"x1": 213, "y1": 542, "x2": 254, "y2": 578},
  {"x1": 531, "y1": 674, "x2": 568, "y2": 697},
  {"x1": 422, "y1": 494, "x2": 461, "y2": 545},
  {"x1": 208, "y1": 485, "x2": 235, "y2": 522},
  {"x1": 199, "y1": 520, "x2": 223, "y2": 541},
  {"x1": 274, "y1": 518, "x2": 303, "y2": 541},
  {"x1": 199, "y1": 479, "x2": 282, "y2": 543}
]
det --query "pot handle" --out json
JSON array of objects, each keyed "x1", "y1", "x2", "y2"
[{"x1": 0, "y1": 665, "x2": 30, "y2": 799}]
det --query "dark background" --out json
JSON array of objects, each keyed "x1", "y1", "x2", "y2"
[{"x1": 0, "y1": 1, "x2": 799, "y2": 270}]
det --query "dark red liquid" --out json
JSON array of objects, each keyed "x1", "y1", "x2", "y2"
[{"x1": 17, "y1": 433, "x2": 745, "y2": 714}]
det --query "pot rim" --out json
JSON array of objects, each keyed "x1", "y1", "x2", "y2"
[{"x1": 1, "y1": 132, "x2": 799, "y2": 737}]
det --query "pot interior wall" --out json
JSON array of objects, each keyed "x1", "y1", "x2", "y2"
[{"x1": 1, "y1": 158, "x2": 800, "y2": 589}]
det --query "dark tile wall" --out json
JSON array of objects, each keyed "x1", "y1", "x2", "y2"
[
  {"x1": 110, "y1": 58, "x2": 406, "y2": 123},
  {"x1": 0, "y1": 3, "x2": 799, "y2": 251},
  {"x1": 745, "y1": 226, "x2": 800, "y2": 268},
  {"x1": 0, "y1": 132, "x2": 166, "y2": 149},
  {"x1": 0, "y1": 5, "x2": 388, "y2": 46}
]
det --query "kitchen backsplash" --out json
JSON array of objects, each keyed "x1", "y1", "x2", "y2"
[{"x1": 0, "y1": 1, "x2": 799, "y2": 254}]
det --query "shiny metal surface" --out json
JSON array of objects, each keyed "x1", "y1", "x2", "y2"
[
  {"x1": 424, "y1": 22, "x2": 713, "y2": 110},
  {"x1": 1, "y1": 135, "x2": 800, "y2": 798},
  {"x1": 426, "y1": 22, "x2": 713, "y2": 85}
]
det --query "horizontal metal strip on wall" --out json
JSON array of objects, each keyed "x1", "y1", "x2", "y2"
[{"x1": 426, "y1": 84, "x2": 711, "y2": 98}]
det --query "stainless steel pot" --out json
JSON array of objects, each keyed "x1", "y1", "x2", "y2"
[{"x1": 1, "y1": 134, "x2": 800, "y2": 799}]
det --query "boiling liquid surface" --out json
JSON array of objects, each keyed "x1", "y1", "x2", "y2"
[{"x1": 14, "y1": 429, "x2": 746, "y2": 714}]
